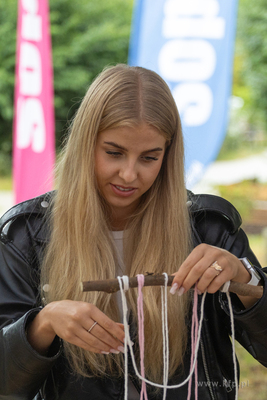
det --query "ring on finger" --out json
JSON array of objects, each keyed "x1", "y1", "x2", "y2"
[
  {"x1": 210, "y1": 261, "x2": 223, "y2": 276},
  {"x1": 88, "y1": 321, "x2": 98, "y2": 333}
]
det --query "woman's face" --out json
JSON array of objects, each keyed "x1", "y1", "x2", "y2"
[{"x1": 95, "y1": 124, "x2": 166, "y2": 229}]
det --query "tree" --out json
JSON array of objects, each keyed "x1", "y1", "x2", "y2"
[
  {"x1": 235, "y1": 0, "x2": 267, "y2": 130},
  {"x1": 0, "y1": 0, "x2": 134, "y2": 175},
  {"x1": 0, "y1": 0, "x2": 17, "y2": 174},
  {"x1": 49, "y1": 0, "x2": 133, "y2": 146}
]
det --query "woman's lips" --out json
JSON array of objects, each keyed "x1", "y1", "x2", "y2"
[{"x1": 111, "y1": 184, "x2": 137, "y2": 197}]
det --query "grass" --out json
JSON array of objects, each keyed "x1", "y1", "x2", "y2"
[
  {"x1": 247, "y1": 234, "x2": 267, "y2": 267},
  {"x1": 216, "y1": 180, "x2": 267, "y2": 221},
  {"x1": 217, "y1": 137, "x2": 267, "y2": 161},
  {"x1": 236, "y1": 342, "x2": 267, "y2": 400},
  {"x1": 0, "y1": 175, "x2": 12, "y2": 191},
  {"x1": 217, "y1": 143, "x2": 267, "y2": 161}
]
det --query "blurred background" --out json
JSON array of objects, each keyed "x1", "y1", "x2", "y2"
[
  {"x1": 0, "y1": 1, "x2": 267, "y2": 397},
  {"x1": 1, "y1": 0, "x2": 267, "y2": 262}
]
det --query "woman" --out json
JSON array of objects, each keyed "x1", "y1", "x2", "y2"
[{"x1": 0, "y1": 64, "x2": 266, "y2": 400}]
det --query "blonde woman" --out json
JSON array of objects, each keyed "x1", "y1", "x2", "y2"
[{"x1": 0, "y1": 64, "x2": 266, "y2": 400}]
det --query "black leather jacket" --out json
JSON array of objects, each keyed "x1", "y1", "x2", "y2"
[{"x1": 0, "y1": 191, "x2": 266, "y2": 400}]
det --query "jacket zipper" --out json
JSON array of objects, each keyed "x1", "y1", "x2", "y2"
[{"x1": 200, "y1": 338, "x2": 216, "y2": 400}]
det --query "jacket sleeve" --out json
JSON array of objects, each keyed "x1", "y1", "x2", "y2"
[
  {"x1": 0, "y1": 195, "x2": 61, "y2": 398},
  {"x1": 188, "y1": 192, "x2": 267, "y2": 367},
  {"x1": 218, "y1": 226, "x2": 267, "y2": 367},
  {"x1": 225, "y1": 267, "x2": 267, "y2": 367}
]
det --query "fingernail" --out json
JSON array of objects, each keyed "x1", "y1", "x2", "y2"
[
  {"x1": 110, "y1": 349, "x2": 120, "y2": 354},
  {"x1": 101, "y1": 351, "x2": 110, "y2": 355},
  {"x1": 117, "y1": 346, "x2": 125, "y2": 353},
  {"x1": 197, "y1": 289, "x2": 202, "y2": 295},
  {"x1": 170, "y1": 282, "x2": 178, "y2": 295},
  {"x1": 177, "y1": 287, "x2": 185, "y2": 296}
]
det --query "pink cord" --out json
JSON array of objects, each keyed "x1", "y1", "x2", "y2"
[
  {"x1": 187, "y1": 285, "x2": 199, "y2": 400},
  {"x1": 137, "y1": 274, "x2": 148, "y2": 400},
  {"x1": 136, "y1": 275, "x2": 200, "y2": 400}
]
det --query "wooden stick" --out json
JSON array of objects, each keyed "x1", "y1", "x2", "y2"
[{"x1": 82, "y1": 275, "x2": 263, "y2": 298}]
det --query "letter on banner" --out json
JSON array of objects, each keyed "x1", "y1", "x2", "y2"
[
  {"x1": 13, "y1": 0, "x2": 55, "y2": 203},
  {"x1": 129, "y1": 0, "x2": 238, "y2": 187}
]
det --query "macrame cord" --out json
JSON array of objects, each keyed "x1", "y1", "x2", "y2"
[
  {"x1": 187, "y1": 280, "x2": 199, "y2": 400},
  {"x1": 161, "y1": 273, "x2": 169, "y2": 400},
  {"x1": 226, "y1": 291, "x2": 238, "y2": 400},
  {"x1": 136, "y1": 274, "x2": 148, "y2": 400},
  {"x1": 117, "y1": 275, "x2": 238, "y2": 400}
]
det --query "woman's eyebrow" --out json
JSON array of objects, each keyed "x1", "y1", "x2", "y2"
[
  {"x1": 104, "y1": 141, "x2": 163, "y2": 153},
  {"x1": 142, "y1": 147, "x2": 163, "y2": 153},
  {"x1": 104, "y1": 141, "x2": 127, "y2": 151}
]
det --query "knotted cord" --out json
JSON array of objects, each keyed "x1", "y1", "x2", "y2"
[
  {"x1": 117, "y1": 275, "x2": 130, "y2": 399},
  {"x1": 136, "y1": 274, "x2": 148, "y2": 400},
  {"x1": 187, "y1": 282, "x2": 199, "y2": 400},
  {"x1": 161, "y1": 273, "x2": 169, "y2": 400},
  {"x1": 226, "y1": 291, "x2": 238, "y2": 400},
  {"x1": 117, "y1": 274, "x2": 238, "y2": 400}
]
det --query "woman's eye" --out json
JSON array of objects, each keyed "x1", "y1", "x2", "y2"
[
  {"x1": 142, "y1": 156, "x2": 158, "y2": 162},
  {"x1": 106, "y1": 151, "x2": 122, "y2": 157}
]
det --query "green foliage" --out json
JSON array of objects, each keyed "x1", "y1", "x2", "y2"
[
  {"x1": 216, "y1": 181, "x2": 254, "y2": 220},
  {"x1": 49, "y1": 0, "x2": 134, "y2": 146},
  {"x1": 222, "y1": 0, "x2": 267, "y2": 161},
  {"x1": 235, "y1": 0, "x2": 267, "y2": 130},
  {"x1": 216, "y1": 179, "x2": 267, "y2": 220},
  {"x1": 217, "y1": 134, "x2": 267, "y2": 161},
  {"x1": 0, "y1": 0, "x2": 17, "y2": 166},
  {"x1": 0, "y1": 148, "x2": 12, "y2": 177},
  {"x1": 0, "y1": 0, "x2": 134, "y2": 172}
]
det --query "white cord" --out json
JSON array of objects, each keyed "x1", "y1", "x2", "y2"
[
  {"x1": 121, "y1": 275, "x2": 129, "y2": 291},
  {"x1": 161, "y1": 273, "x2": 169, "y2": 400},
  {"x1": 221, "y1": 281, "x2": 230, "y2": 293},
  {"x1": 117, "y1": 276, "x2": 129, "y2": 400},
  {"x1": 226, "y1": 291, "x2": 238, "y2": 400},
  {"x1": 118, "y1": 275, "x2": 239, "y2": 399},
  {"x1": 118, "y1": 275, "x2": 207, "y2": 390}
]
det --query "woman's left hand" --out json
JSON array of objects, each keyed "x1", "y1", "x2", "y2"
[{"x1": 171, "y1": 243, "x2": 251, "y2": 296}]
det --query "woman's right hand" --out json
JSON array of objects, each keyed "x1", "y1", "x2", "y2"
[{"x1": 27, "y1": 300, "x2": 125, "y2": 356}]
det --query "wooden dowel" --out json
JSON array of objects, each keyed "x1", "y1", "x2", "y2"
[
  {"x1": 228, "y1": 281, "x2": 263, "y2": 298},
  {"x1": 82, "y1": 275, "x2": 263, "y2": 298}
]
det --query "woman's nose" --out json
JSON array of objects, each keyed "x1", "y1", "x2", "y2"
[{"x1": 119, "y1": 161, "x2": 138, "y2": 183}]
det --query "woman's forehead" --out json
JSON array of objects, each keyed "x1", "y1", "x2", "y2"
[{"x1": 97, "y1": 125, "x2": 166, "y2": 150}]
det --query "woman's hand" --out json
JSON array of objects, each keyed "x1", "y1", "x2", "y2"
[
  {"x1": 27, "y1": 300, "x2": 125, "y2": 356},
  {"x1": 170, "y1": 244, "x2": 251, "y2": 298}
]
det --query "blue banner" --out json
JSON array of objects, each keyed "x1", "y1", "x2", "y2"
[{"x1": 129, "y1": 0, "x2": 239, "y2": 188}]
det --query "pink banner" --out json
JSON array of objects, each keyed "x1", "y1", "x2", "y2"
[{"x1": 13, "y1": 0, "x2": 55, "y2": 204}]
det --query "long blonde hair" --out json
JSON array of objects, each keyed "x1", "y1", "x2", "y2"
[{"x1": 41, "y1": 64, "x2": 192, "y2": 383}]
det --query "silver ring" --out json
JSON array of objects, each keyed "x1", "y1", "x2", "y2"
[
  {"x1": 88, "y1": 321, "x2": 98, "y2": 333},
  {"x1": 210, "y1": 261, "x2": 223, "y2": 275}
]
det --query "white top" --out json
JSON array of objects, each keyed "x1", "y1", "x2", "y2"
[{"x1": 111, "y1": 230, "x2": 124, "y2": 274}]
